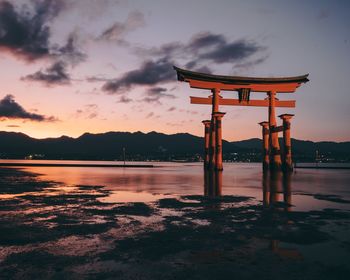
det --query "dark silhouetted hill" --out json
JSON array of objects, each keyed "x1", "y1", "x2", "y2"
[{"x1": 0, "y1": 131, "x2": 349, "y2": 162}]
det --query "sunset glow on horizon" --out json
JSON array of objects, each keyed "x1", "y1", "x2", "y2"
[{"x1": 1, "y1": 0, "x2": 349, "y2": 142}]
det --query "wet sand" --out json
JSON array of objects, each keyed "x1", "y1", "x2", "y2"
[{"x1": 0, "y1": 167, "x2": 349, "y2": 279}]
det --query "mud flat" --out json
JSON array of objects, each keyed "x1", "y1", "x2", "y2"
[{"x1": 0, "y1": 167, "x2": 349, "y2": 279}]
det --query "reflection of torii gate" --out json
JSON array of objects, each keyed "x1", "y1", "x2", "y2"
[{"x1": 173, "y1": 66, "x2": 309, "y2": 172}]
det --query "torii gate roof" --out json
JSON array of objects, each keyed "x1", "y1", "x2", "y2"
[{"x1": 173, "y1": 66, "x2": 309, "y2": 93}]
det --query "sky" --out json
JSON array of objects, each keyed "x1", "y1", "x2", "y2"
[{"x1": 0, "y1": 0, "x2": 349, "y2": 142}]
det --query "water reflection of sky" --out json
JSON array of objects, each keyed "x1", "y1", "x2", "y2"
[{"x1": 10, "y1": 162, "x2": 350, "y2": 212}]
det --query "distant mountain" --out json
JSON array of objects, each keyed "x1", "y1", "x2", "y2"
[
  {"x1": 0, "y1": 131, "x2": 238, "y2": 160},
  {"x1": 231, "y1": 138, "x2": 350, "y2": 162},
  {"x1": 0, "y1": 131, "x2": 349, "y2": 162}
]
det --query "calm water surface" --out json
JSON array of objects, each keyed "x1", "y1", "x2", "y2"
[{"x1": 5, "y1": 161, "x2": 349, "y2": 211}]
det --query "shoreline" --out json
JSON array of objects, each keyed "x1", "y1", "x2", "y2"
[{"x1": 0, "y1": 162, "x2": 154, "y2": 168}]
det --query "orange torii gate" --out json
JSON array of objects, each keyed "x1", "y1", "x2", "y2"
[{"x1": 173, "y1": 66, "x2": 309, "y2": 172}]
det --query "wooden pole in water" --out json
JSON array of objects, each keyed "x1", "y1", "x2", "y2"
[
  {"x1": 279, "y1": 114, "x2": 294, "y2": 172},
  {"x1": 213, "y1": 112, "x2": 225, "y2": 171},
  {"x1": 202, "y1": 120, "x2": 211, "y2": 169},
  {"x1": 268, "y1": 91, "x2": 282, "y2": 171},
  {"x1": 259, "y1": 121, "x2": 270, "y2": 171},
  {"x1": 209, "y1": 88, "x2": 220, "y2": 169}
]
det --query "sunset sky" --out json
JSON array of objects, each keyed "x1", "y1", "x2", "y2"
[{"x1": 0, "y1": 0, "x2": 349, "y2": 141}]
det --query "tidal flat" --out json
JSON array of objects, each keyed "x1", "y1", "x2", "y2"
[{"x1": 0, "y1": 164, "x2": 350, "y2": 280}]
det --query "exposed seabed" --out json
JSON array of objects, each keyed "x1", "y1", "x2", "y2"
[{"x1": 0, "y1": 167, "x2": 349, "y2": 280}]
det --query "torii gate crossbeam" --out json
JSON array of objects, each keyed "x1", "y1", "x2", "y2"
[{"x1": 190, "y1": 96, "x2": 296, "y2": 108}]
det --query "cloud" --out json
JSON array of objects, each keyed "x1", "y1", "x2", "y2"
[
  {"x1": 140, "y1": 87, "x2": 176, "y2": 104},
  {"x1": 0, "y1": 95, "x2": 57, "y2": 122},
  {"x1": 98, "y1": 10, "x2": 145, "y2": 41},
  {"x1": 87, "y1": 112, "x2": 98, "y2": 119},
  {"x1": 22, "y1": 61, "x2": 70, "y2": 86},
  {"x1": 167, "y1": 106, "x2": 176, "y2": 112},
  {"x1": 179, "y1": 109, "x2": 198, "y2": 115},
  {"x1": 117, "y1": 95, "x2": 133, "y2": 103},
  {"x1": 0, "y1": 0, "x2": 87, "y2": 88},
  {"x1": 86, "y1": 76, "x2": 111, "y2": 83},
  {"x1": 54, "y1": 33, "x2": 87, "y2": 65},
  {"x1": 145, "y1": 112, "x2": 154, "y2": 119},
  {"x1": 136, "y1": 31, "x2": 267, "y2": 73},
  {"x1": 187, "y1": 32, "x2": 226, "y2": 52},
  {"x1": 192, "y1": 66, "x2": 212, "y2": 74},
  {"x1": 74, "y1": 103, "x2": 99, "y2": 119},
  {"x1": 85, "y1": 104, "x2": 98, "y2": 109},
  {"x1": 233, "y1": 55, "x2": 269, "y2": 72},
  {"x1": 102, "y1": 58, "x2": 175, "y2": 94},
  {"x1": 137, "y1": 42, "x2": 182, "y2": 58},
  {"x1": 6, "y1": 124, "x2": 20, "y2": 127},
  {"x1": 198, "y1": 39, "x2": 264, "y2": 63},
  {"x1": 101, "y1": 32, "x2": 266, "y2": 96},
  {"x1": 0, "y1": 0, "x2": 66, "y2": 61}
]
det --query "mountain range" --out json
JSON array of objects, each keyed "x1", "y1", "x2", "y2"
[{"x1": 0, "y1": 131, "x2": 349, "y2": 162}]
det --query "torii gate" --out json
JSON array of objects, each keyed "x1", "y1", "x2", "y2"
[{"x1": 173, "y1": 66, "x2": 309, "y2": 172}]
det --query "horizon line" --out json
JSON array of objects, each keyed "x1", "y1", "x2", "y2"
[{"x1": 1, "y1": 130, "x2": 349, "y2": 144}]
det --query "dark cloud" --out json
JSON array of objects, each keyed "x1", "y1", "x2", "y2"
[
  {"x1": 54, "y1": 33, "x2": 87, "y2": 65},
  {"x1": 98, "y1": 10, "x2": 145, "y2": 41},
  {"x1": 102, "y1": 32, "x2": 266, "y2": 96},
  {"x1": 167, "y1": 106, "x2": 176, "y2": 112},
  {"x1": 0, "y1": 0, "x2": 65, "y2": 61},
  {"x1": 193, "y1": 66, "x2": 212, "y2": 74},
  {"x1": 187, "y1": 32, "x2": 226, "y2": 51},
  {"x1": 0, "y1": 0, "x2": 86, "y2": 87},
  {"x1": 6, "y1": 124, "x2": 20, "y2": 127},
  {"x1": 117, "y1": 96, "x2": 133, "y2": 103},
  {"x1": 140, "y1": 87, "x2": 176, "y2": 104},
  {"x1": 22, "y1": 61, "x2": 70, "y2": 86},
  {"x1": 102, "y1": 58, "x2": 175, "y2": 94},
  {"x1": 0, "y1": 95, "x2": 56, "y2": 121},
  {"x1": 136, "y1": 31, "x2": 267, "y2": 73},
  {"x1": 86, "y1": 76, "x2": 111, "y2": 83},
  {"x1": 184, "y1": 60, "x2": 197, "y2": 69},
  {"x1": 138, "y1": 42, "x2": 182, "y2": 58},
  {"x1": 198, "y1": 39, "x2": 264, "y2": 63},
  {"x1": 184, "y1": 61, "x2": 212, "y2": 74},
  {"x1": 146, "y1": 87, "x2": 175, "y2": 98}
]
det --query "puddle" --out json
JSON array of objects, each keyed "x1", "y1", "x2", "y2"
[{"x1": 98, "y1": 190, "x2": 172, "y2": 203}]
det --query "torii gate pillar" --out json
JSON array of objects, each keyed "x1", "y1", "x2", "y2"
[
  {"x1": 279, "y1": 114, "x2": 294, "y2": 171},
  {"x1": 202, "y1": 120, "x2": 211, "y2": 168},
  {"x1": 268, "y1": 91, "x2": 282, "y2": 171},
  {"x1": 259, "y1": 121, "x2": 270, "y2": 171},
  {"x1": 208, "y1": 88, "x2": 222, "y2": 170},
  {"x1": 213, "y1": 112, "x2": 225, "y2": 171}
]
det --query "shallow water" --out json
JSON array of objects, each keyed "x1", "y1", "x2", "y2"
[
  {"x1": 0, "y1": 162, "x2": 349, "y2": 279},
  {"x1": 10, "y1": 161, "x2": 350, "y2": 210}
]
